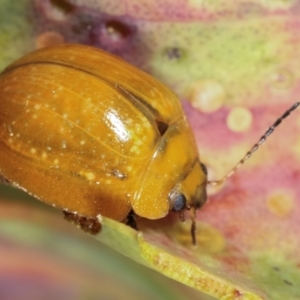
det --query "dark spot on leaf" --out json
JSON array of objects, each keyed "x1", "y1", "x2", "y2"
[{"x1": 50, "y1": 0, "x2": 75, "y2": 14}]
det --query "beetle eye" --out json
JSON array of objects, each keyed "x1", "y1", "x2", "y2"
[
  {"x1": 200, "y1": 162, "x2": 208, "y2": 175},
  {"x1": 171, "y1": 193, "x2": 187, "y2": 212},
  {"x1": 155, "y1": 120, "x2": 168, "y2": 136}
]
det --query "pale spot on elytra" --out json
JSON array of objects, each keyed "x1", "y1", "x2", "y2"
[
  {"x1": 126, "y1": 165, "x2": 133, "y2": 172},
  {"x1": 130, "y1": 145, "x2": 140, "y2": 155},
  {"x1": 30, "y1": 148, "x2": 37, "y2": 154},
  {"x1": 61, "y1": 141, "x2": 67, "y2": 149},
  {"x1": 80, "y1": 171, "x2": 95, "y2": 181}
]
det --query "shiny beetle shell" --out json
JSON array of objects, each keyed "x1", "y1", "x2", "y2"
[{"x1": 0, "y1": 44, "x2": 207, "y2": 223}]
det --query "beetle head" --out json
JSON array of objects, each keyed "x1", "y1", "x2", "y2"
[
  {"x1": 168, "y1": 160, "x2": 207, "y2": 245},
  {"x1": 169, "y1": 160, "x2": 207, "y2": 213}
]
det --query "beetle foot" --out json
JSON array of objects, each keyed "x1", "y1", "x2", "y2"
[
  {"x1": 126, "y1": 210, "x2": 138, "y2": 230},
  {"x1": 63, "y1": 210, "x2": 101, "y2": 235}
]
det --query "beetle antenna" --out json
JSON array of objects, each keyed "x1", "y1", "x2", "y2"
[
  {"x1": 208, "y1": 102, "x2": 300, "y2": 186},
  {"x1": 191, "y1": 208, "x2": 197, "y2": 246}
]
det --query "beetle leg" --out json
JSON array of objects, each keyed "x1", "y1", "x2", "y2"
[
  {"x1": 126, "y1": 210, "x2": 138, "y2": 230},
  {"x1": 0, "y1": 174, "x2": 11, "y2": 185},
  {"x1": 63, "y1": 210, "x2": 101, "y2": 235},
  {"x1": 190, "y1": 208, "x2": 197, "y2": 246}
]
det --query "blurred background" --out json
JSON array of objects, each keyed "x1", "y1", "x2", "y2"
[{"x1": 1, "y1": 1, "x2": 300, "y2": 299}]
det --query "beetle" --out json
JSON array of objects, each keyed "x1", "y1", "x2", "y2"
[
  {"x1": 0, "y1": 44, "x2": 298, "y2": 244},
  {"x1": 0, "y1": 44, "x2": 207, "y2": 243}
]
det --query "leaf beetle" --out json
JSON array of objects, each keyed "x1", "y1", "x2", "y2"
[{"x1": 0, "y1": 44, "x2": 298, "y2": 244}]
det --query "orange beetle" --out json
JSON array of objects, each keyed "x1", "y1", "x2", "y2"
[
  {"x1": 0, "y1": 44, "x2": 207, "y2": 243},
  {"x1": 0, "y1": 44, "x2": 298, "y2": 244}
]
